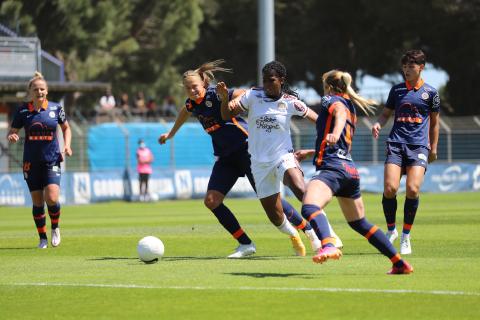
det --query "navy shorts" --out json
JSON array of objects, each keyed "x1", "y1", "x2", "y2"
[
  {"x1": 23, "y1": 161, "x2": 61, "y2": 192},
  {"x1": 208, "y1": 148, "x2": 256, "y2": 195},
  {"x1": 385, "y1": 142, "x2": 429, "y2": 169},
  {"x1": 312, "y1": 161, "x2": 361, "y2": 199}
]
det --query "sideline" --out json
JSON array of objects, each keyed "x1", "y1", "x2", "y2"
[{"x1": 6, "y1": 282, "x2": 480, "y2": 297}]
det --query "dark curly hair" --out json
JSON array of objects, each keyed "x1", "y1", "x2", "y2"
[
  {"x1": 401, "y1": 50, "x2": 426, "y2": 65},
  {"x1": 262, "y1": 61, "x2": 298, "y2": 98}
]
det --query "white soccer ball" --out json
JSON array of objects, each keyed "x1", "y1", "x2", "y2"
[{"x1": 137, "y1": 236, "x2": 164, "y2": 263}]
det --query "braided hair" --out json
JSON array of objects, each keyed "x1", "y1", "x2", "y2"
[{"x1": 262, "y1": 61, "x2": 298, "y2": 98}]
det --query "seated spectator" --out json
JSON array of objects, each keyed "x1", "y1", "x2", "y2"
[
  {"x1": 118, "y1": 92, "x2": 132, "y2": 119},
  {"x1": 146, "y1": 98, "x2": 158, "y2": 120},
  {"x1": 132, "y1": 91, "x2": 147, "y2": 117},
  {"x1": 160, "y1": 96, "x2": 178, "y2": 117},
  {"x1": 96, "y1": 89, "x2": 116, "y2": 123}
]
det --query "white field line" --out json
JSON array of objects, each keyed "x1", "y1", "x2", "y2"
[{"x1": 4, "y1": 282, "x2": 480, "y2": 297}]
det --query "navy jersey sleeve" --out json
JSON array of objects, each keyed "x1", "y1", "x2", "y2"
[
  {"x1": 385, "y1": 87, "x2": 395, "y2": 110},
  {"x1": 431, "y1": 90, "x2": 441, "y2": 113},
  {"x1": 11, "y1": 107, "x2": 24, "y2": 129},
  {"x1": 184, "y1": 99, "x2": 194, "y2": 113},
  {"x1": 58, "y1": 105, "x2": 67, "y2": 124}
]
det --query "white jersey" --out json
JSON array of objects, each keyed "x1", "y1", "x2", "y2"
[{"x1": 239, "y1": 88, "x2": 310, "y2": 163}]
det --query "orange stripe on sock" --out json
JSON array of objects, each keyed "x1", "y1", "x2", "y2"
[
  {"x1": 387, "y1": 223, "x2": 396, "y2": 227},
  {"x1": 307, "y1": 210, "x2": 323, "y2": 222},
  {"x1": 34, "y1": 214, "x2": 46, "y2": 220},
  {"x1": 365, "y1": 225, "x2": 379, "y2": 239},
  {"x1": 232, "y1": 229, "x2": 244, "y2": 239},
  {"x1": 321, "y1": 237, "x2": 336, "y2": 246},
  {"x1": 295, "y1": 220, "x2": 307, "y2": 230},
  {"x1": 51, "y1": 219, "x2": 59, "y2": 224},
  {"x1": 48, "y1": 212, "x2": 60, "y2": 217},
  {"x1": 403, "y1": 223, "x2": 412, "y2": 231},
  {"x1": 390, "y1": 253, "x2": 401, "y2": 264},
  {"x1": 37, "y1": 226, "x2": 46, "y2": 233}
]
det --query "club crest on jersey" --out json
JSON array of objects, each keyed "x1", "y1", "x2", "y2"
[
  {"x1": 205, "y1": 101, "x2": 213, "y2": 108},
  {"x1": 277, "y1": 102, "x2": 287, "y2": 111},
  {"x1": 321, "y1": 96, "x2": 332, "y2": 107},
  {"x1": 49, "y1": 111, "x2": 56, "y2": 118},
  {"x1": 421, "y1": 92, "x2": 429, "y2": 100}
]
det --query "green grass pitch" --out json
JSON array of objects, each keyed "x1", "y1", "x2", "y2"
[{"x1": 1, "y1": 192, "x2": 479, "y2": 319}]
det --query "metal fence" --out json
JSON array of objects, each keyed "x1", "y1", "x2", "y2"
[{"x1": 1, "y1": 115, "x2": 480, "y2": 174}]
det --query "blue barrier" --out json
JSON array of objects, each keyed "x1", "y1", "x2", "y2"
[
  {"x1": 1, "y1": 163, "x2": 479, "y2": 206},
  {"x1": 88, "y1": 123, "x2": 214, "y2": 170}
]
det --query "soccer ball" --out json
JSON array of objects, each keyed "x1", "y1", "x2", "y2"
[{"x1": 137, "y1": 236, "x2": 164, "y2": 263}]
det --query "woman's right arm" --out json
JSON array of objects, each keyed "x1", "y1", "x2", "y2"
[
  {"x1": 219, "y1": 82, "x2": 246, "y2": 120},
  {"x1": 7, "y1": 128, "x2": 20, "y2": 143},
  {"x1": 158, "y1": 105, "x2": 190, "y2": 144},
  {"x1": 372, "y1": 108, "x2": 393, "y2": 139}
]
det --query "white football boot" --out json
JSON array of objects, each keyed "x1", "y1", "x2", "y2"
[
  {"x1": 400, "y1": 233, "x2": 412, "y2": 255},
  {"x1": 304, "y1": 228, "x2": 322, "y2": 252},
  {"x1": 386, "y1": 229, "x2": 399, "y2": 244},
  {"x1": 328, "y1": 224, "x2": 343, "y2": 249},
  {"x1": 51, "y1": 228, "x2": 61, "y2": 247},
  {"x1": 227, "y1": 242, "x2": 256, "y2": 258},
  {"x1": 38, "y1": 238, "x2": 48, "y2": 249}
]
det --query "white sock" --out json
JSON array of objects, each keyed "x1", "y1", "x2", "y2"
[
  {"x1": 322, "y1": 210, "x2": 338, "y2": 238},
  {"x1": 277, "y1": 215, "x2": 298, "y2": 237}
]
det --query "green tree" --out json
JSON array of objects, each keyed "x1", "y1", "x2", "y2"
[
  {"x1": 182, "y1": 0, "x2": 479, "y2": 115},
  {"x1": 1, "y1": 0, "x2": 203, "y2": 107}
]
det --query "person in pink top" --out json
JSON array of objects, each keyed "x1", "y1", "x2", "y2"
[{"x1": 136, "y1": 139, "x2": 154, "y2": 201}]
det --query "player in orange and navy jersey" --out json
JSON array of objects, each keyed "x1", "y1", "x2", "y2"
[
  {"x1": 159, "y1": 60, "x2": 320, "y2": 258},
  {"x1": 296, "y1": 70, "x2": 413, "y2": 274},
  {"x1": 7, "y1": 72, "x2": 72, "y2": 249},
  {"x1": 371, "y1": 50, "x2": 440, "y2": 255}
]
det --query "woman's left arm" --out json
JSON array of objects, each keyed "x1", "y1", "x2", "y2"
[
  {"x1": 60, "y1": 122, "x2": 73, "y2": 156},
  {"x1": 428, "y1": 112, "x2": 440, "y2": 163}
]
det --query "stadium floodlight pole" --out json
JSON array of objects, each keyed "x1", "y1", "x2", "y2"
[{"x1": 258, "y1": 0, "x2": 275, "y2": 86}]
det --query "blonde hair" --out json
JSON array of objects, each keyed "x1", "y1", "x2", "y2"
[
  {"x1": 322, "y1": 70, "x2": 377, "y2": 115},
  {"x1": 27, "y1": 71, "x2": 47, "y2": 89},
  {"x1": 182, "y1": 59, "x2": 232, "y2": 87}
]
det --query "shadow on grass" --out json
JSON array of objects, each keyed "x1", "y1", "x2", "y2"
[
  {"x1": 226, "y1": 272, "x2": 313, "y2": 279},
  {"x1": 0, "y1": 247, "x2": 36, "y2": 250},
  {"x1": 87, "y1": 257, "x2": 138, "y2": 261},
  {"x1": 162, "y1": 256, "x2": 225, "y2": 261}
]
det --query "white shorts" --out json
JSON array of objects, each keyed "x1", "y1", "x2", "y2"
[{"x1": 251, "y1": 152, "x2": 299, "y2": 199}]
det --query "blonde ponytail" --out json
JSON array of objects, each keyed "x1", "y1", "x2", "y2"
[
  {"x1": 322, "y1": 70, "x2": 377, "y2": 115},
  {"x1": 183, "y1": 59, "x2": 232, "y2": 87}
]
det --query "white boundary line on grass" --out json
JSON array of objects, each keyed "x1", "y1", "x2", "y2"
[{"x1": 7, "y1": 282, "x2": 480, "y2": 297}]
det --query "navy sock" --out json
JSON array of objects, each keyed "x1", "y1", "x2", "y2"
[
  {"x1": 211, "y1": 203, "x2": 251, "y2": 245},
  {"x1": 32, "y1": 206, "x2": 47, "y2": 239},
  {"x1": 403, "y1": 197, "x2": 419, "y2": 234},
  {"x1": 382, "y1": 194, "x2": 397, "y2": 231},
  {"x1": 47, "y1": 203, "x2": 61, "y2": 229},
  {"x1": 348, "y1": 218, "x2": 404, "y2": 267},
  {"x1": 281, "y1": 199, "x2": 311, "y2": 231},
  {"x1": 301, "y1": 204, "x2": 334, "y2": 247}
]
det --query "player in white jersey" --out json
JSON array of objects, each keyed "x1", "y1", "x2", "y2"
[{"x1": 222, "y1": 61, "x2": 342, "y2": 252}]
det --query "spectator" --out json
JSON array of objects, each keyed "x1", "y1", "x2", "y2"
[
  {"x1": 160, "y1": 96, "x2": 178, "y2": 117},
  {"x1": 146, "y1": 98, "x2": 158, "y2": 120},
  {"x1": 118, "y1": 92, "x2": 132, "y2": 119},
  {"x1": 133, "y1": 91, "x2": 147, "y2": 118},
  {"x1": 136, "y1": 139, "x2": 154, "y2": 202},
  {"x1": 96, "y1": 89, "x2": 116, "y2": 123}
]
